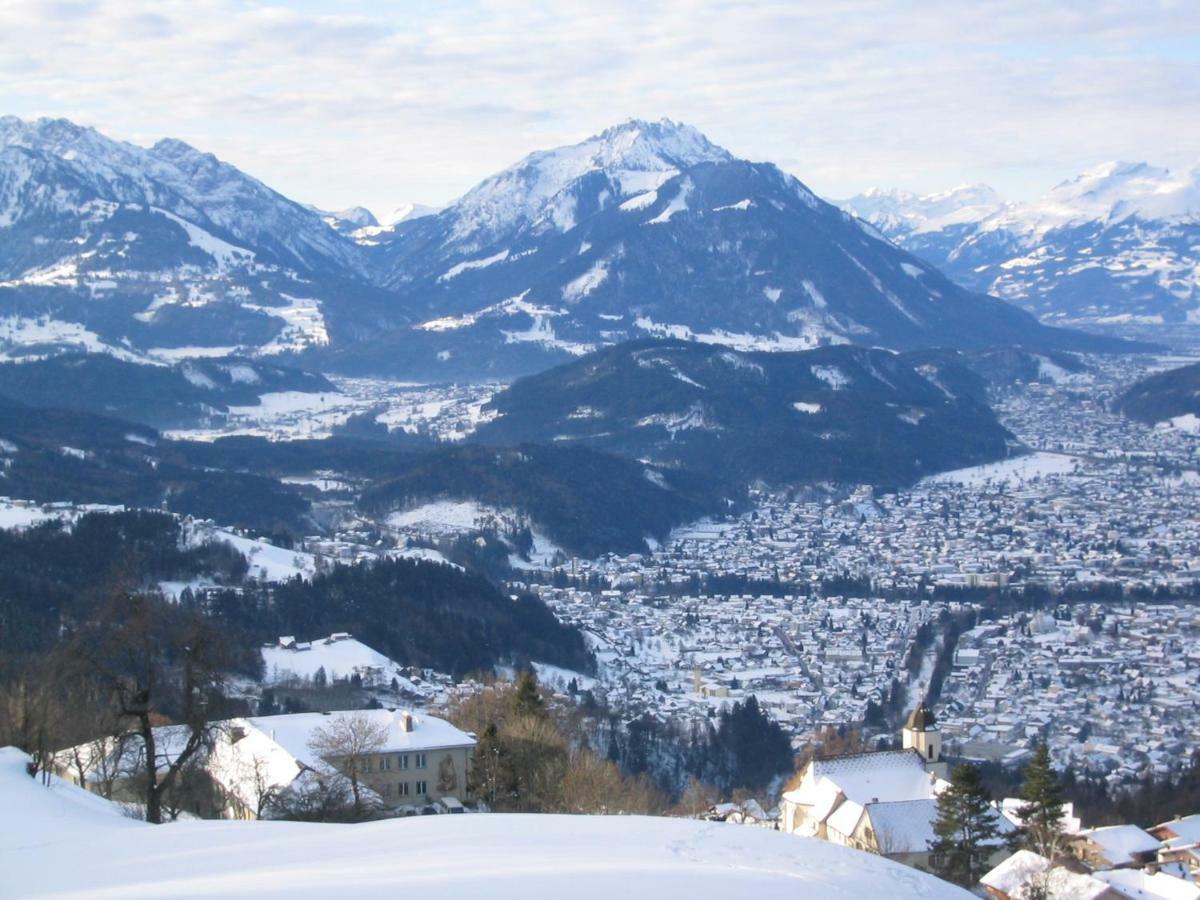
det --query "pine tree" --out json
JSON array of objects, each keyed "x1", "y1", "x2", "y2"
[
  {"x1": 513, "y1": 670, "x2": 545, "y2": 719},
  {"x1": 930, "y1": 764, "x2": 1001, "y2": 886},
  {"x1": 1017, "y1": 743, "x2": 1066, "y2": 859}
]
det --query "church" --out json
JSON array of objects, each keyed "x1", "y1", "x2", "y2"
[{"x1": 780, "y1": 703, "x2": 1011, "y2": 869}]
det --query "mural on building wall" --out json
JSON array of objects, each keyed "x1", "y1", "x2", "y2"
[{"x1": 437, "y1": 753, "x2": 458, "y2": 794}]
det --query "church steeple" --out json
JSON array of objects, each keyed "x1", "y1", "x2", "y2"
[{"x1": 902, "y1": 700, "x2": 944, "y2": 776}]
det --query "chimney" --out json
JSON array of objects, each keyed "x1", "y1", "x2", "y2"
[{"x1": 402, "y1": 712, "x2": 414, "y2": 733}]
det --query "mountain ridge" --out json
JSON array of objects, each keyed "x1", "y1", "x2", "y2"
[{"x1": 842, "y1": 161, "x2": 1200, "y2": 325}]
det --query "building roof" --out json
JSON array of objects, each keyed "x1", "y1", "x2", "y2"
[
  {"x1": 864, "y1": 799, "x2": 938, "y2": 855},
  {"x1": 245, "y1": 709, "x2": 476, "y2": 765},
  {"x1": 1079, "y1": 823, "x2": 1163, "y2": 865},
  {"x1": 810, "y1": 750, "x2": 938, "y2": 805},
  {"x1": 1156, "y1": 814, "x2": 1200, "y2": 844},
  {"x1": 981, "y1": 850, "x2": 1112, "y2": 900},
  {"x1": 1093, "y1": 868, "x2": 1200, "y2": 900},
  {"x1": 826, "y1": 799, "x2": 865, "y2": 839}
]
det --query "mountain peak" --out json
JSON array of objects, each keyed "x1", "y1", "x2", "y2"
[
  {"x1": 585, "y1": 118, "x2": 733, "y2": 170},
  {"x1": 443, "y1": 118, "x2": 733, "y2": 244}
]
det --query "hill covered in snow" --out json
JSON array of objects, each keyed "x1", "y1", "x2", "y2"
[{"x1": 0, "y1": 747, "x2": 971, "y2": 899}]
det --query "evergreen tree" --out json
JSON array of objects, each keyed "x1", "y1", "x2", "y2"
[
  {"x1": 513, "y1": 670, "x2": 546, "y2": 719},
  {"x1": 930, "y1": 764, "x2": 1001, "y2": 886},
  {"x1": 1017, "y1": 743, "x2": 1066, "y2": 859}
]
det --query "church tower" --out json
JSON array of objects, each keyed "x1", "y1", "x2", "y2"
[{"x1": 903, "y1": 702, "x2": 947, "y2": 779}]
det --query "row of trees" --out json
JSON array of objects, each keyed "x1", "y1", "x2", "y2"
[{"x1": 451, "y1": 672, "x2": 667, "y2": 815}]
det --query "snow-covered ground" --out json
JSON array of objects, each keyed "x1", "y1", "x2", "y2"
[
  {"x1": 0, "y1": 497, "x2": 125, "y2": 530},
  {"x1": 0, "y1": 747, "x2": 970, "y2": 898},
  {"x1": 165, "y1": 378, "x2": 499, "y2": 443},
  {"x1": 921, "y1": 451, "x2": 1081, "y2": 487},
  {"x1": 184, "y1": 521, "x2": 318, "y2": 582},
  {"x1": 386, "y1": 500, "x2": 514, "y2": 533}
]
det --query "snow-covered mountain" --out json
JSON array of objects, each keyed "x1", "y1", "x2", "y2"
[
  {"x1": 0, "y1": 116, "x2": 385, "y2": 361},
  {"x1": 844, "y1": 184, "x2": 1004, "y2": 240},
  {"x1": 348, "y1": 118, "x2": 1127, "y2": 379},
  {"x1": 843, "y1": 162, "x2": 1200, "y2": 326},
  {"x1": 0, "y1": 115, "x2": 1143, "y2": 377}
]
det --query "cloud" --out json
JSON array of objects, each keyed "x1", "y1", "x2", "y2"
[{"x1": 0, "y1": 0, "x2": 1196, "y2": 210}]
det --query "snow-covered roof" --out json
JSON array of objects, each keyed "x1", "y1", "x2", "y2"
[
  {"x1": 246, "y1": 709, "x2": 475, "y2": 764},
  {"x1": 1094, "y1": 867, "x2": 1200, "y2": 900},
  {"x1": 826, "y1": 799, "x2": 864, "y2": 838},
  {"x1": 1157, "y1": 814, "x2": 1200, "y2": 843},
  {"x1": 1080, "y1": 823, "x2": 1163, "y2": 865},
  {"x1": 981, "y1": 850, "x2": 1112, "y2": 900},
  {"x1": 809, "y1": 750, "x2": 938, "y2": 804},
  {"x1": 1001, "y1": 797, "x2": 1083, "y2": 834},
  {"x1": 864, "y1": 799, "x2": 938, "y2": 855}
]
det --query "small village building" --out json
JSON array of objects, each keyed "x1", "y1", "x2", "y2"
[
  {"x1": 53, "y1": 708, "x2": 475, "y2": 819},
  {"x1": 1075, "y1": 824, "x2": 1164, "y2": 870}
]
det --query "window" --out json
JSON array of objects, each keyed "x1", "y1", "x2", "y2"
[
  {"x1": 398, "y1": 782, "x2": 409, "y2": 797},
  {"x1": 415, "y1": 753, "x2": 427, "y2": 769},
  {"x1": 381, "y1": 756, "x2": 391, "y2": 771},
  {"x1": 399, "y1": 754, "x2": 409, "y2": 770},
  {"x1": 416, "y1": 780, "x2": 427, "y2": 796},
  {"x1": 364, "y1": 757, "x2": 372, "y2": 773}
]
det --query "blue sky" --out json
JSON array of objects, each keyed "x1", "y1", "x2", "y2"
[{"x1": 1, "y1": 0, "x2": 1197, "y2": 215}]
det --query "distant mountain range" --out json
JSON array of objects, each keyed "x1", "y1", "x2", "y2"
[
  {"x1": 0, "y1": 115, "x2": 1134, "y2": 379},
  {"x1": 843, "y1": 162, "x2": 1200, "y2": 327},
  {"x1": 0, "y1": 115, "x2": 402, "y2": 363},
  {"x1": 472, "y1": 340, "x2": 1017, "y2": 488}
]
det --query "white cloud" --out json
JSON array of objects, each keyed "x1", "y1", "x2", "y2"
[{"x1": 0, "y1": 0, "x2": 1196, "y2": 211}]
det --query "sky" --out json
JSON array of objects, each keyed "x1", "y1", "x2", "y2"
[{"x1": 1, "y1": 0, "x2": 1198, "y2": 216}]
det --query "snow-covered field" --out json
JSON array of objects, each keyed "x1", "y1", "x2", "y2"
[
  {"x1": 921, "y1": 452, "x2": 1081, "y2": 487},
  {"x1": 165, "y1": 378, "x2": 499, "y2": 443},
  {"x1": 262, "y1": 635, "x2": 403, "y2": 685},
  {"x1": 185, "y1": 521, "x2": 318, "y2": 582},
  {"x1": 386, "y1": 500, "x2": 514, "y2": 533},
  {"x1": 0, "y1": 747, "x2": 970, "y2": 898},
  {"x1": 0, "y1": 497, "x2": 124, "y2": 530}
]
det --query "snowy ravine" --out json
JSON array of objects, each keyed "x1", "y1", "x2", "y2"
[{"x1": 0, "y1": 748, "x2": 971, "y2": 899}]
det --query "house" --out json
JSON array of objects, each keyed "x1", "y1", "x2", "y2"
[
  {"x1": 1075, "y1": 824, "x2": 1163, "y2": 870},
  {"x1": 53, "y1": 708, "x2": 475, "y2": 819},
  {"x1": 780, "y1": 703, "x2": 1012, "y2": 869},
  {"x1": 1151, "y1": 815, "x2": 1200, "y2": 879}
]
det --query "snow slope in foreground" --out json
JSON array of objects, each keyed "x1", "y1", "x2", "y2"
[{"x1": 0, "y1": 747, "x2": 970, "y2": 899}]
